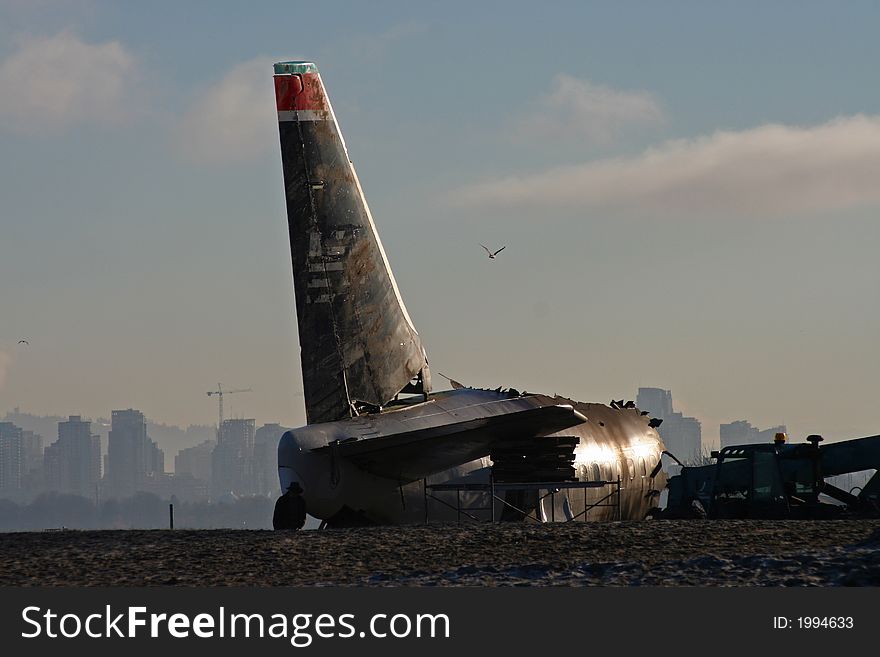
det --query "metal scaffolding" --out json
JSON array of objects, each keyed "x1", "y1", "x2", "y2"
[{"x1": 423, "y1": 477, "x2": 622, "y2": 523}]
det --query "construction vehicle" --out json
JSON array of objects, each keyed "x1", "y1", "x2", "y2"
[{"x1": 659, "y1": 433, "x2": 880, "y2": 519}]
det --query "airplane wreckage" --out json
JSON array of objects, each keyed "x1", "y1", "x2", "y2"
[{"x1": 271, "y1": 61, "x2": 880, "y2": 528}]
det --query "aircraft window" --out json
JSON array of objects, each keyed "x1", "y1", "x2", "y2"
[{"x1": 626, "y1": 458, "x2": 635, "y2": 480}]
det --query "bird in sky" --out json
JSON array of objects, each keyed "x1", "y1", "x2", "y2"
[
  {"x1": 480, "y1": 244, "x2": 506, "y2": 259},
  {"x1": 18, "y1": 339, "x2": 29, "y2": 345}
]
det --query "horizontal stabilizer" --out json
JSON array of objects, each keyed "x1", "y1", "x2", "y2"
[{"x1": 313, "y1": 403, "x2": 586, "y2": 482}]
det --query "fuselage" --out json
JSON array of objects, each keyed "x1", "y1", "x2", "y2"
[{"x1": 278, "y1": 388, "x2": 665, "y2": 525}]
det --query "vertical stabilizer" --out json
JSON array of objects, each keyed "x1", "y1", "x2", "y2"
[{"x1": 274, "y1": 62, "x2": 430, "y2": 424}]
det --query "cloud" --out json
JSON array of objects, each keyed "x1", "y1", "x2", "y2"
[
  {"x1": 175, "y1": 57, "x2": 279, "y2": 165},
  {"x1": 510, "y1": 74, "x2": 665, "y2": 146},
  {"x1": 458, "y1": 115, "x2": 880, "y2": 218},
  {"x1": 0, "y1": 31, "x2": 136, "y2": 133},
  {"x1": 349, "y1": 21, "x2": 427, "y2": 60}
]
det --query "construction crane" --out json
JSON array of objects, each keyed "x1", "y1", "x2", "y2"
[{"x1": 206, "y1": 383, "x2": 252, "y2": 434}]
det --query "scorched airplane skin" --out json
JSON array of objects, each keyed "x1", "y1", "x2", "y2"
[{"x1": 273, "y1": 61, "x2": 665, "y2": 527}]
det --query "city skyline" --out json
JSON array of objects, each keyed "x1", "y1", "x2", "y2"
[
  {"x1": 0, "y1": 408, "x2": 287, "y2": 505},
  {"x1": 2, "y1": 2, "x2": 879, "y2": 448}
]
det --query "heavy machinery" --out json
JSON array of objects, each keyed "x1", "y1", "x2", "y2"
[{"x1": 660, "y1": 433, "x2": 880, "y2": 519}]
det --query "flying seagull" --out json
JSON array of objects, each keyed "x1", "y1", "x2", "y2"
[
  {"x1": 480, "y1": 244, "x2": 506, "y2": 259},
  {"x1": 18, "y1": 339, "x2": 29, "y2": 345}
]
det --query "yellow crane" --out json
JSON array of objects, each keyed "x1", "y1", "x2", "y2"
[{"x1": 206, "y1": 383, "x2": 252, "y2": 435}]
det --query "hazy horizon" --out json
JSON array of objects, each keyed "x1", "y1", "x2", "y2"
[{"x1": 3, "y1": 2, "x2": 879, "y2": 449}]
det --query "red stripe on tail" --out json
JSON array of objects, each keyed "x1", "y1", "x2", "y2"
[{"x1": 274, "y1": 72, "x2": 327, "y2": 111}]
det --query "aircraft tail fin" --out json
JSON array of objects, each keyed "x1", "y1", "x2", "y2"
[{"x1": 274, "y1": 62, "x2": 430, "y2": 424}]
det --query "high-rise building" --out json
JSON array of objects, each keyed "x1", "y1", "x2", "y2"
[
  {"x1": 174, "y1": 440, "x2": 217, "y2": 501},
  {"x1": 637, "y1": 387, "x2": 702, "y2": 463},
  {"x1": 105, "y1": 409, "x2": 164, "y2": 498},
  {"x1": 720, "y1": 420, "x2": 788, "y2": 448},
  {"x1": 663, "y1": 414, "x2": 702, "y2": 462},
  {"x1": 636, "y1": 388, "x2": 674, "y2": 419},
  {"x1": 44, "y1": 416, "x2": 101, "y2": 499},
  {"x1": 20, "y1": 430, "x2": 43, "y2": 476},
  {"x1": 20, "y1": 429, "x2": 43, "y2": 494},
  {"x1": 175, "y1": 440, "x2": 214, "y2": 485},
  {"x1": 211, "y1": 419, "x2": 256, "y2": 498},
  {"x1": 253, "y1": 423, "x2": 287, "y2": 496},
  {"x1": 0, "y1": 422, "x2": 23, "y2": 493},
  {"x1": 0, "y1": 422, "x2": 45, "y2": 499}
]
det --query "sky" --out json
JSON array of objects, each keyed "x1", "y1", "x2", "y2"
[{"x1": 1, "y1": 1, "x2": 879, "y2": 448}]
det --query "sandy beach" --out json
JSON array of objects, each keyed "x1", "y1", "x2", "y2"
[{"x1": 2, "y1": 520, "x2": 879, "y2": 586}]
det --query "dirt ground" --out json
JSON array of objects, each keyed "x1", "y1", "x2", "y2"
[{"x1": 2, "y1": 520, "x2": 879, "y2": 586}]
